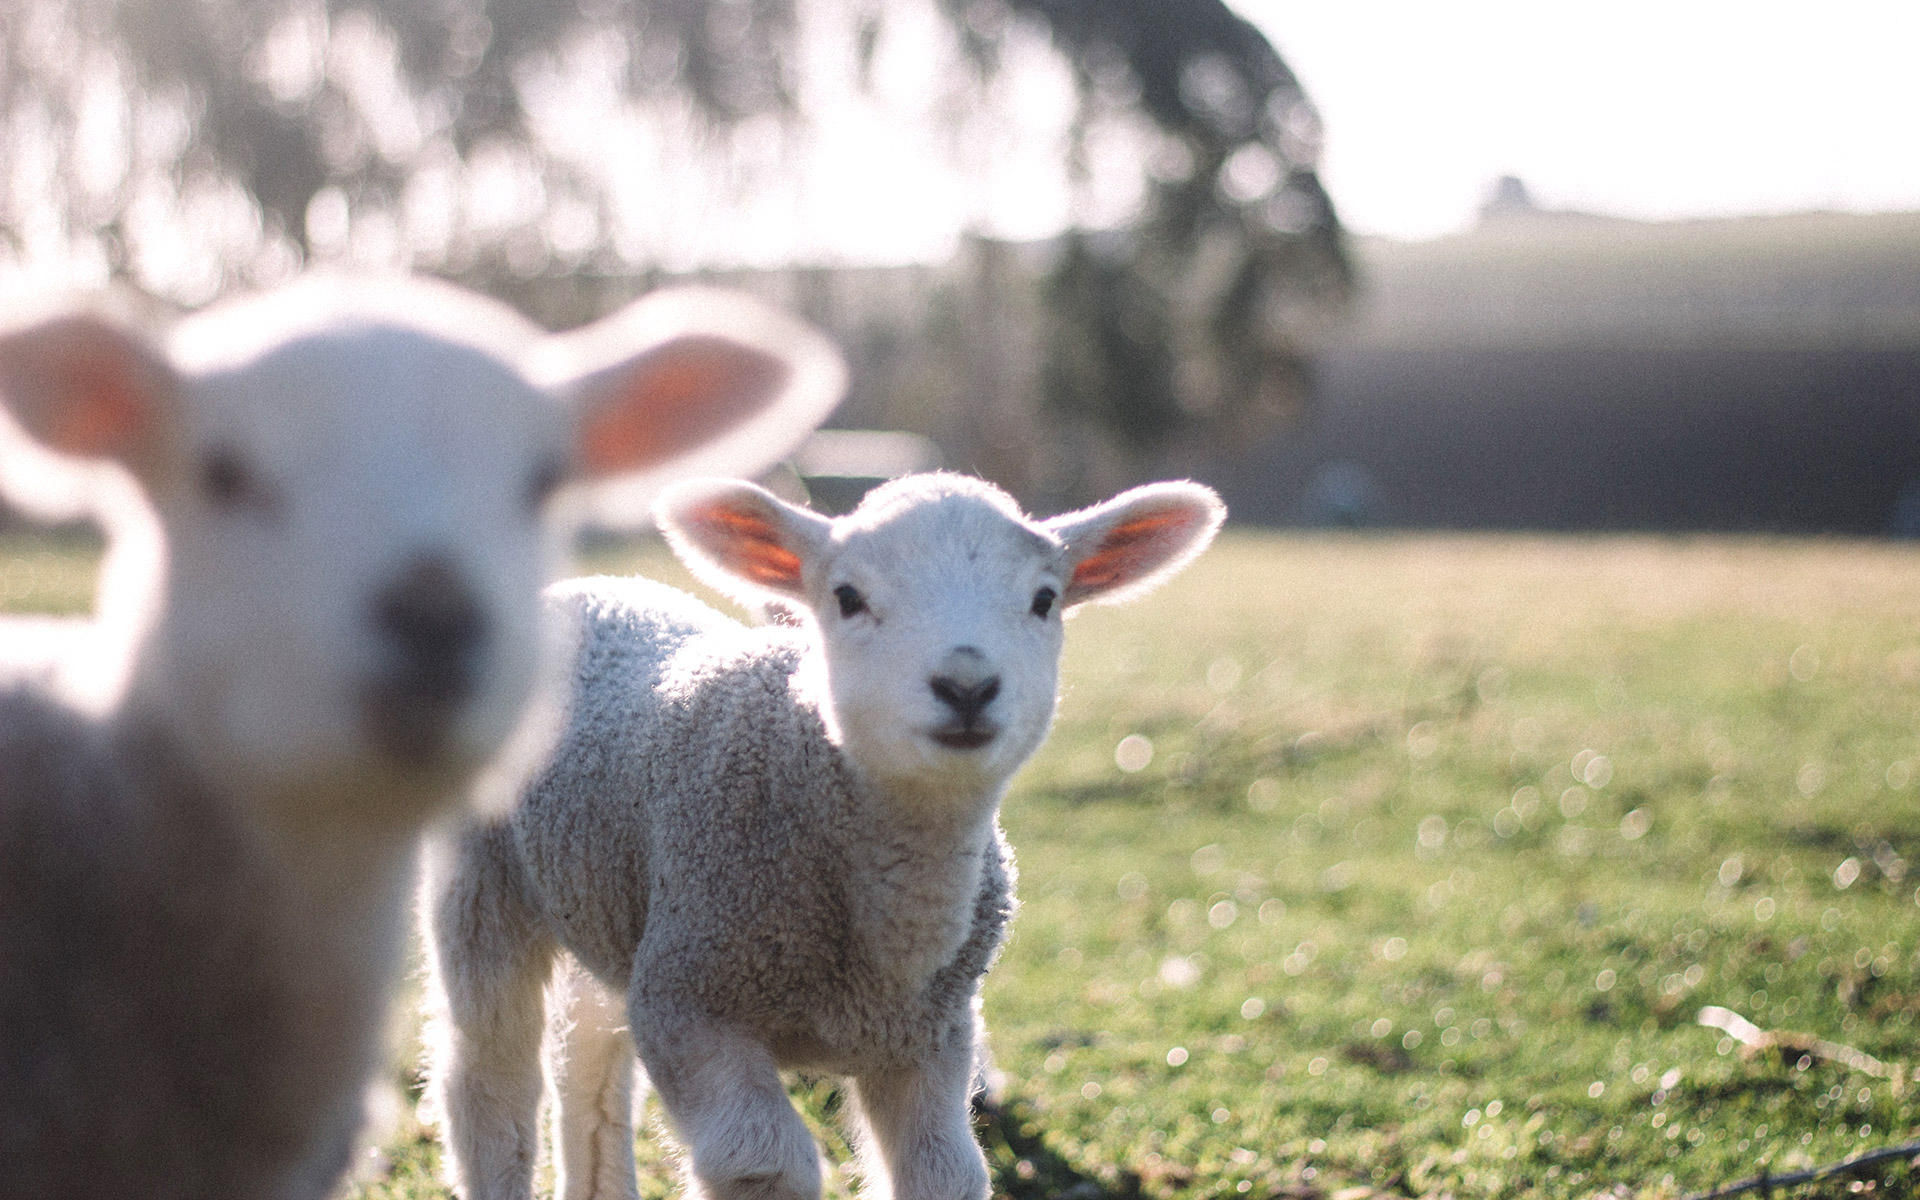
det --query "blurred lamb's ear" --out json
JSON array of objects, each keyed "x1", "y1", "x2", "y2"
[
  {"x1": 1044, "y1": 481, "x2": 1226, "y2": 608},
  {"x1": 654, "y1": 478, "x2": 832, "y2": 605},
  {"x1": 532, "y1": 288, "x2": 845, "y2": 526},
  {"x1": 0, "y1": 305, "x2": 179, "y2": 487}
]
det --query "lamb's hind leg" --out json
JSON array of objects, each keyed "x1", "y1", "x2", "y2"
[
  {"x1": 425, "y1": 824, "x2": 558, "y2": 1200},
  {"x1": 547, "y1": 955, "x2": 642, "y2": 1200}
]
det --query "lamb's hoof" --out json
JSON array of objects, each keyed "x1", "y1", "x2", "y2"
[{"x1": 698, "y1": 1172, "x2": 819, "y2": 1200}]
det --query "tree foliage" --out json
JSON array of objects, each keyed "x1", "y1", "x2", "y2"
[
  {"x1": 1004, "y1": 0, "x2": 1347, "y2": 456},
  {"x1": 0, "y1": 0, "x2": 1346, "y2": 457}
]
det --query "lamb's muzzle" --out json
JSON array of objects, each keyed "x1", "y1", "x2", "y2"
[
  {"x1": 363, "y1": 552, "x2": 491, "y2": 762},
  {"x1": 928, "y1": 647, "x2": 1000, "y2": 748}
]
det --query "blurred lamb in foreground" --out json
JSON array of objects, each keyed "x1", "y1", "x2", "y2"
[
  {"x1": 0, "y1": 277, "x2": 843, "y2": 1200},
  {"x1": 426, "y1": 472, "x2": 1224, "y2": 1200}
]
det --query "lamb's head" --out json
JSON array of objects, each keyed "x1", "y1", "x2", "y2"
[
  {"x1": 657, "y1": 472, "x2": 1224, "y2": 800},
  {"x1": 0, "y1": 279, "x2": 842, "y2": 807}
]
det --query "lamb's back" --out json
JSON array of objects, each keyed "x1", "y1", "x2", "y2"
[{"x1": 513, "y1": 576, "x2": 826, "y2": 981}]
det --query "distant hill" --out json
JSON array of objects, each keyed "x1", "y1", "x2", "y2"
[
  {"x1": 1344, "y1": 210, "x2": 1920, "y2": 352},
  {"x1": 1214, "y1": 211, "x2": 1920, "y2": 535}
]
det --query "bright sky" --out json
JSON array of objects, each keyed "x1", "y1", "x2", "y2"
[
  {"x1": 11, "y1": 0, "x2": 1919, "y2": 290},
  {"x1": 1231, "y1": 0, "x2": 1920, "y2": 240}
]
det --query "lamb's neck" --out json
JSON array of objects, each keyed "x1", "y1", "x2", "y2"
[
  {"x1": 121, "y1": 692, "x2": 431, "y2": 1025},
  {"x1": 105, "y1": 708, "x2": 427, "y2": 1167},
  {"x1": 251, "y1": 788, "x2": 424, "y2": 982},
  {"x1": 840, "y1": 769, "x2": 1004, "y2": 989}
]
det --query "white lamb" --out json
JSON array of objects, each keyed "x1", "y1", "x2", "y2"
[
  {"x1": 426, "y1": 470, "x2": 1224, "y2": 1200},
  {"x1": 0, "y1": 276, "x2": 843, "y2": 1200}
]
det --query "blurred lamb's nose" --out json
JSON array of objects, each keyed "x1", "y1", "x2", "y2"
[
  {"x1": 373, "y1": 554, "x2": 487, "y2": 688},
  {"x1": 365, "y1": 553, "x2": 488, "y2": 760},
  {"x1": 929, "y1": 647, "x2": 1001, "y2": 724}
]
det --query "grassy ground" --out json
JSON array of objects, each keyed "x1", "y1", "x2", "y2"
[
  {"x1": 975, "y1": 533, "x2": 1920, "y2": 1200},
  {"x1": 0, "y1": 529, "x2": 104, "y2": 614},
  {"x1": 12, "y1": 529, "x2": 1920, "y2": 1199}
]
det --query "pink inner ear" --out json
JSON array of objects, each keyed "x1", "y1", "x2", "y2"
[
  {"x1": 50, "y1": 361, "x2": 147, "y2": 457},
  {"x1": 1069, "y1": 508, "x2": 1198, "y2": 594},
  {"x1": 578, "y1": 336, "x2": 792, "y2": 476},
  {"x1": 686, "y1": 500, "x2": 804, "y2": 589},
  {"x1": 1, "y1": 317, "x2": 158, "y2": 460}
]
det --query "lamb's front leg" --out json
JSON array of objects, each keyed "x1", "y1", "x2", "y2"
[
  {"x1": 633, "y1": 1002, "x2": 821, "y2": 1200},
  {"x1": 547, "y1": 956, "x2": 643, "y2": 1200},
  {"x1": 850, "y1": 1035, "x2": 989, "y2": 1200}
]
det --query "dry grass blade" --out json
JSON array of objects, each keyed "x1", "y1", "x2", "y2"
[{"x1": 1698, "y1": 1005, "x2": 1907, "y2": 1090}]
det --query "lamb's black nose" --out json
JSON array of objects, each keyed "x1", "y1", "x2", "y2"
[
  {"x1": 929, "y1": 673, "x2": 1001, "y2": 723},
  {"x1": 372, "y1": 554, "x2": 487, "y2": 696},
  {"x1": 364, "y1": 554, "x2": 488, "y2": 761}
]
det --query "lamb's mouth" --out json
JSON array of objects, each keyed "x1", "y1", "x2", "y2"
[
  {"x1": 363, "y1": 690, "x2": 461, "y2": 764},
  {"x1": 931, "y1": 727, "x2": 997, "y2": 750},
  {"x1": 362, "y1": 668, "x2": 475, "y2": 765}
]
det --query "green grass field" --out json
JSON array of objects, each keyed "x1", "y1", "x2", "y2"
[
  {"x1": 0, "y1": 529, "x2": 104, "y2": 615},
  {"x1": 12, "y1": 530, "x2": 1920, "y2": 1199},
  {"x1": 976, "y1": 533, "x2": 1920, "y2": 1200}
]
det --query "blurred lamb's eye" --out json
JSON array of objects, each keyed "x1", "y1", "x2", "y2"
[
  {"x1": 525, "y1": 456, "x2": 566, "y2": 511},
  {"x1": 1030, "y1": 586, "x2": 1057, "y2": 618},
  {"x1": 833, "y1": 584, "x2": 867, "y2": 618},
  {"x1": 200, "y1": 446, "x2": 276, "y2": 515}
]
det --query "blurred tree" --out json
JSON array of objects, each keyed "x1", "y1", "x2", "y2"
[
  {"x1": 1002, "y1": 0, "x2": 1349, "y2": 463},
  {"x1": 0, "y1": 0, "x2": 1346, "y2": 462}
]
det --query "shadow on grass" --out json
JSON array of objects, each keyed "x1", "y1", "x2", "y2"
[
  {"x1": 977, "y1": 1093, "x2": 1343, "y2": 1200},
  {"x1": 975, "y1": 1094, "x2": 1142, "y2": 1200}
]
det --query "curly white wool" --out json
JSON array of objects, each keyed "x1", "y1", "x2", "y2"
[{"x1": 425, "y1": 471, "x2": 1224, "y2": 1200}]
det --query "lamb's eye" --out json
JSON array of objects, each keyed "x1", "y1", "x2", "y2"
[
  {"x1": 833, "y1": 584, "x2": 867, "y2": 618},
  {"x1": 200, "y1": 447, "x2": 275, "y2": 515},
  {"x1": 525, "y1": 456, "x2": 566, "y2": 511},
  {"x1": 1030, "y1": 586, "x2": 1057, "y2": 619}
]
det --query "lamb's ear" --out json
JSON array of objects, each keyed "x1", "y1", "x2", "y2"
[
  {"x1": 1044, "y1": 481, "x2": 1225, "y2": 608},
  {"x1": 654, "y1": 478, "x2": 833, "y2": 605},
  {"x1": 0, "y1": 307, "x2": 177, "y2": 483},
  {"x1": 534, "y1": 288, "x2": 845, "y2": 525}
]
